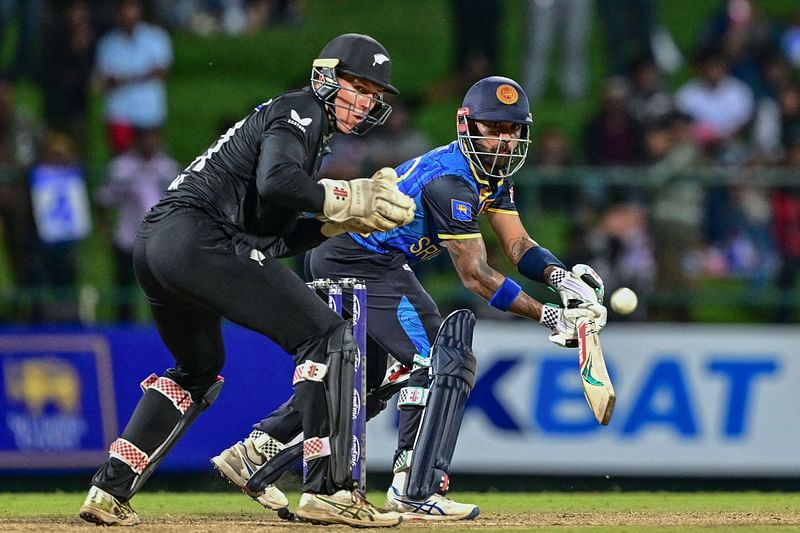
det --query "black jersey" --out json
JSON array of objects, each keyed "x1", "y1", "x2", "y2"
[{"x1": 147, "y1": 87, "x2": 331, "y2": 238}]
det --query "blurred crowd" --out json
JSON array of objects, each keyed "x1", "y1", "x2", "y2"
[
  {"x1": 536, "y1": 0, "x2": 800, "y2": 323},
  {"x1": 0, "y1": 0, "x2": 799, "y2": 324}
]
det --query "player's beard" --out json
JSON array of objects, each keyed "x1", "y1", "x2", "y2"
[{"x1": 476, "y1": 141, "x2": 513, "y2": 176}]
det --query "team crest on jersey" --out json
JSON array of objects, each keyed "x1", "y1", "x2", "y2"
[
  {"x1": 496, "y1": 84, "x2": 519, "y2": 105},
  {"x1": 372, "y1": 53, "x2": 389, "y2": 66},
  {"x1": 451, "y1": 199, "x2": 472, "y2": 221},
  {"x1": 289, "y1": 109, "x2": 313, "y2": 132}
]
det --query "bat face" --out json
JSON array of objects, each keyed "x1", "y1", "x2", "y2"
[{"x1": 577, "y1": 317, "x2": 616, "y2": 426}]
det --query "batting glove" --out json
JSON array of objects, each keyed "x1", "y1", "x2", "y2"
[
  {"x1": 551, "y1": 264, "x2": 605, "y2": 308},
  {"x1": 539, "y1": 303, "x2": 608, "y2": 348}
]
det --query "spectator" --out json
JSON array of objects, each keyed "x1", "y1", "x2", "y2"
[
  {"x1": 531, "y1": 125, "x2": 577, "y2": 211},
  {"x1": 781, "y1": 8, "x2": 800, "y2": 68},
  {"x1": 157, "y1": 0, "x2": 302, "y2": 34},
  {"x1": 583, "y1": 77, "x2": 644, "y2": 167},
  {"x1": 750, "y1": 54, "x2": 794, "y2": 161},
  {"x1": 425, "y1": 0, "x2": 500, "y2": 103},
  {"x1": 675, "y1": 50, "x2": 755, "y2": 152},
  {"x1": 29, "y1": 133, "x2": 91, "y2": 322},
  {"x1": 95, "y1": 127, "x2": 178, "y2": 322},
  {"x1": 37, "y1": 0, "x2": 97, "y2": 159},
  {"x1": 626, "y1": 55, "x2": 673, "y2": 127},
  {"x1": 585, "y1": 202, "x2": 654, "y2": 321},
  {"x1": 522, "y1": 0, "x2": 592, "y2": 102},
  {"x1": 596, "y1": 0, "x2": 658, "y2": 76},
  {"x1": 0, "y1": 73, "x2": 44, "y2": 321},
  {"x1": 647, "y1": 113, "x2": 705, "y2": 321},
  {"x1": 95, "y1": 0, "x2": 173, "y2": 154},
  {"x1": 695, "y1": 0, "x2": 778, "y2": 96},
  {"x1": 777, "y1": 83, "x2": 800, "y2": 150},
  {"x1": 771, "y1": 138, "x2": 800, "y2": 322}
]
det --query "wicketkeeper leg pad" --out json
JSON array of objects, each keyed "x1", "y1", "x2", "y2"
[
  {"x1": 293, "y1": 320, "x2": 357, "y2": 491},
  {"x1": 324, "y1": 320, "x2": 357, "y2": 487},
  {"x1": 405, "y1": 309, "x2": 477, "y2": 500},
  {"x1": 94, "y1": 373, "x2": 223, "y2": 499}
]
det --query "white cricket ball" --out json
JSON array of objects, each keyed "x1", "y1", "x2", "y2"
[{"x1": 610, "y1": 287, "x2": 638, "y2": 315}]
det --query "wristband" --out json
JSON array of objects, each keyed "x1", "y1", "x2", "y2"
[
  {"x1": 547, "y1": 267, "x2": 567, "y2": 288},
  {"x1": 539, "y1": 304, "x2": 560, "y2": 329},
  {"x1": 517, "y1": 246, "x2": 566, "y2": 284},
  {"x1": 488, "y1": 278, "x2": 522, "y2": 311}
]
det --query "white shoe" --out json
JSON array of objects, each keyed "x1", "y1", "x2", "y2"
[
  {"x1": 79, "y1": 485, "x2": 140, "y2": 526},
  {"x1": 385, "y1": 484, "x2": 479, "y2": 521},
  {"x1": 296, "y1": 490, "x2": 403, "y2": 527},
  {"x1": 211, "y1": 433, "x2": 290, "y2": 513}
]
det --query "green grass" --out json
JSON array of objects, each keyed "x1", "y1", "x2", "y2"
[{"x1": 0, "y1": 491, "x2": 799, "y2": 531}]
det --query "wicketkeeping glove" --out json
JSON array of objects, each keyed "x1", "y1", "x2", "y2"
[{"x1": 317, "y1": 168, "x2": 415, "y2": 234}]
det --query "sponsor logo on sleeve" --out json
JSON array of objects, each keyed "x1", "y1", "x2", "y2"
[{"x1": 289, "y1": 109, "x2": 313, "y2": 132}]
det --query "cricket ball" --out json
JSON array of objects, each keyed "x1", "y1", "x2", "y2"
[{"x1": 610, "y1": 287, "x2": 638, "y2": 315}]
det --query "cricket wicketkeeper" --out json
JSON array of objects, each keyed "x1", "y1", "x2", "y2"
[{"x1": 79, "y1": 33, "x2": 415, "y2": 528}]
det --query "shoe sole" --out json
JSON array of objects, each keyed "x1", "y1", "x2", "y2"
[
  {"x1": 255, "y1": 492, "x2": 291, "y2": 512},
  {"x1": 211, "y1": 457, "x2": 291, "y2": 513},
  {"x1": 210, "y1": 456, "x2": 249, "y2": 488},
  {"x1": 397, "y1": 509, "x2": 479, "y2": 521},
  {"x1": 295, "y1": 508, "x2": 403, "y2": 528},
  {"x1": 389, "y1": 505, "x2": 480, "y2": 521},
  {"x1": 79, "y1": 506, "x2": 139, "y2": 526}
]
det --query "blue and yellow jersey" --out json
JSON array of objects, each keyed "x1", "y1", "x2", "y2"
[{"x1": 350, "y1": 141, "x2": 518, "y2": 264}]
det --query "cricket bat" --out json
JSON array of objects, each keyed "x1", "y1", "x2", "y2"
[{"x1": 576, "y1": 316, "x2": 615, "y2": 425}]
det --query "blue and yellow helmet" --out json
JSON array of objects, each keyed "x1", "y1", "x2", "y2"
[{"x1": 457, "y1": 76, "x2": 532, "y2": 178}]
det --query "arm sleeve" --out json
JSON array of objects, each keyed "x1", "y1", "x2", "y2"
[
  {"x1": 422, "y1": 175, "x2": 482, "y2": 240},
  {"x1": 255, "y1": 97, "x2": 325, "y2": 212}
]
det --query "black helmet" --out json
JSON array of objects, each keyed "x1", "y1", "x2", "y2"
[
  {"x1": 316, "y1": 33, "x2": 398, "y2": 94},
  {"x1": 311, "y1": 33, "x2": 396, "y2": 135},
  {"x1": 456, "y1": 76, "x2": 532, "y2": 178}
]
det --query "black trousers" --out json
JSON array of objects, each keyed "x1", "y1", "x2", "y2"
[{"x1": 95, "y1": 208, "x2": 344, "y2": 496}]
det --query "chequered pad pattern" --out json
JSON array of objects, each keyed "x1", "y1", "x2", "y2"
[
  {"x1": 140, "y1": 374, "x2": 193, "y2": 414},
  {"x1": 303, "y1": 436, "x2": 331, "y2": 461},
  {"x1": 109, "y1": 438, "x2": 149, "y2": 474}
]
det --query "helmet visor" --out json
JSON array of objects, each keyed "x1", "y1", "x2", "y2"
[
  {"x1": 457, "y1": 113, "x2": 530, "y2": 178},
  {"x1": 311, "y1": 66, "x2": 392, "y2": 136}
]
